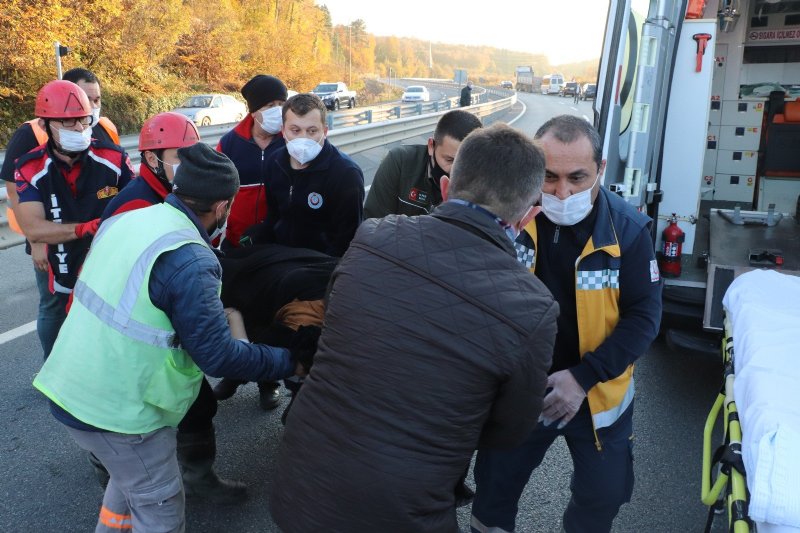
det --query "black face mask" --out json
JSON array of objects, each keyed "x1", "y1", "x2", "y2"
[{"x1": 429, "y1": 150, "x2": 447, "y2": 190}]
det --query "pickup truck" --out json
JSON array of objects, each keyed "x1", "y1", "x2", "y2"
[{"x1": 311, "y1": 82, "x2": 356, "y2": 111}]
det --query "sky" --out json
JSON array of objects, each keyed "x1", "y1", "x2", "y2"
[{"x1": 316, "y1": 0, "x2": 611, "y2": 65}]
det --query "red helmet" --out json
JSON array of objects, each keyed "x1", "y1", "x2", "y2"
[
  {"x1": 35, "y1": 80, "x2": 92, "y2": 119},
  {"x1": 139, "y1": 112, "x2": 201, "y2": 151}
]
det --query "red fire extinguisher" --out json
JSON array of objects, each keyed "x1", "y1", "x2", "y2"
[{"x1": 660, "y1": 214, "x2": 685, "y2": 278}]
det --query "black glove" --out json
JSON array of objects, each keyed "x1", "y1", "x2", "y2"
[{"x1": 288, "y1": 325, "x2": 322, "y2": 373}]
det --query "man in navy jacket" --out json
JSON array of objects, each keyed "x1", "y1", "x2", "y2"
[{"x1": 247, "y1": 93, "x2": 364, "y2": 257}]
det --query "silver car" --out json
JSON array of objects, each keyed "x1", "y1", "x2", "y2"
[{"x1": 171, "y1": 94, "x2": 247, "y2": 126}]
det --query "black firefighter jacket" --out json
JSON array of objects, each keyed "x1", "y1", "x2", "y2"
[{"x1": 270, "y1": 201, "x2": 558, "y2": 533}]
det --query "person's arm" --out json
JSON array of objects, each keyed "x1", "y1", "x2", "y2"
[
  {"x1": 13, "y1": 192, "x2": 91, "y2": 245},
  {"x1": 326, "y1": 165, "x2": 365, "y2": 256},
  {"x1": 363, "y1": 149, "x2": 402, "y2": 218},
  {"x1": 149, "y1": 243, "x2": 297, "y2": 382},
  {"x1": 478, "y1": 301, "x2": 558, "y2": 449},
  {"x1": 569, "y1": 225, "x2": 662, "y2": 390}
]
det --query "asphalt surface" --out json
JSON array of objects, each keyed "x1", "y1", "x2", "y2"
[{"x1": 0, "y1": 92, "x2": 728, "y2": 532}]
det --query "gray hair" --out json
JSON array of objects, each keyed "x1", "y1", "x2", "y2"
[
  {"x1": 448, "y1": 123, "x2": 545, "y2": 221},
  {"x1": 534, "y1": 114, "x2": 602, "y2": 168}
]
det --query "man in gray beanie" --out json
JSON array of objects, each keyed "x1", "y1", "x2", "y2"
[{"x1": 34, "y1": 141, "x2": 310, "y2": 531}]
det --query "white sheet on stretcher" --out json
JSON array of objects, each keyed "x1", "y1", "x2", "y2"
[{"x1": 723, "y1": 270, "x2": 800, "y2": 529}]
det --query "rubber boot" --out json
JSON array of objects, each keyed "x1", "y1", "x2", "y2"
[
  {"x1": 258, "y1": 380, "x2": 281, "y2": 411},
  {"x1": 88, "y1": 452, "x2": 110, "y2": 490},
  {"x1": 176, "y1": 426, "x2": 247, "y2": 505}
]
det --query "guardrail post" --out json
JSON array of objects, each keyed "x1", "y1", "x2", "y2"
[
  {"x1": 365, "y1": 109, "x2": 373, "y2": 124},
  {"x1": 327, "y1": 114, "x2": 334, "y2": 129},
  {"x1": 393, "y1": 106, "x2": 401, "y2": 118},
  {"x1": 433, "y1": 102, "x2": 439, "y2": 112},
  {"x1": 416, "y1": 103, "x2": 423, "y2": 115}
]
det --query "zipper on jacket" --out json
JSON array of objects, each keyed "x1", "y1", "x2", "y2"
[{"x1": 553, "y1": 225, "x2": 560, "y2": 243}]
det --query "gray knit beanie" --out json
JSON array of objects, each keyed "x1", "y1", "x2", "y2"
[{"x1": 172, "y1": 143, "x2": 240, "y2": 201}]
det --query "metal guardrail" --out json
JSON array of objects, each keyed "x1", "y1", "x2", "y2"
[{"x1": 0, "y1": 84, "x2": 516, "y2": 249}]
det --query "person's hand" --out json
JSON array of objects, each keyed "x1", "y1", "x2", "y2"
[
  {"x1": 74, "y1": 218, "x2": 100, "y2": 238},
  {"x1": 31, "y1": 242, "x2": 49, "y2": 272},
  {"x1": 540, "y1": 369, "x2": 587, "y2": 429},
  {"x1": 288, "y1": 325, "x2": 322, "y2": 373}
]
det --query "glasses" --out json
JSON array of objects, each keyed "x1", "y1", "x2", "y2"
[{"x1": 52, "y1": 116, "x2": 94, "y2": 128}]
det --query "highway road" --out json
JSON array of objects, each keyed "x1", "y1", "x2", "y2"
[{"x1": 0, "y1": 91, "x2": 726, "y2": 532}]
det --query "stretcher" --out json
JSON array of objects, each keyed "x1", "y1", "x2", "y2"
[{"x1": 702, "y1": 270, "x2": 800, "y2": 533}]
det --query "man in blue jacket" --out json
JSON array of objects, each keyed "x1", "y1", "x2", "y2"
[
  {"x1": 33, "y1": 143, "x2": 310, "y2": 533},
  {"x1": 247, "y1": 93, "x2": 364, "y2": 257}
]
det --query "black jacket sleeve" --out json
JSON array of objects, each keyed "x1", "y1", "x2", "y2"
[
  {"x1": 1, "y1": 123, "x2": 38, "y2": 183},
  {"x1": 326, "y1": 165, "x2": 364, "y2": 256}
]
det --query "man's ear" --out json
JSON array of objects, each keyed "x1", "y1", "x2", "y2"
[
  {"x1": 519, "y1": 205, "x2": 539, "y2": 228},
  {"x1": 143, "y1": 151, "x2": 158, "y2": 169},
  {"x1": 427, "y1": 137, "x2": 435, "y2": 158},
  {"x1": 440, "y1": 175, "x2": 450, "y2": 201}
]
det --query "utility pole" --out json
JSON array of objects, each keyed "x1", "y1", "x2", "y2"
[
  {"x1": 54, "y1": 41, "x2": 70, "y2": 79},
  {"x1": 429, "y1": 40, "x2": 433, "y2": 79}
]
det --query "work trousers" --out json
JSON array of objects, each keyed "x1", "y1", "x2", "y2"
[
  {"x1": 34, "y1": 267, "x2": 68, "y2": 360},
  {"x1": 66, "y1": 426, "x2": 184, "y2": 533},
  {"x1": 471, "y1": 402, "x2": 635, "y2": 533}
]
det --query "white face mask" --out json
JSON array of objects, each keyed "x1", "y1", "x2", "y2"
[
  {"x1": 286, "y1": 137, "x2": 324, "y2": 165},
  {"x1": 541, "y1": 174, "x2": 600, "y2": 226},
  {"x1": 58, "y1": 127, "x2": 93, "y2": 152},
  {"x1": 259, "y1": 107, "x2": 283, "y2": 134},
  {"x1": 91, "y1": 107, "x2": 101, "y2": 125}
]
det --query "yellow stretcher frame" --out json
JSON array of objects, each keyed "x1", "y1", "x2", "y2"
[{"x1": 701, "y1": 317, "x2": 751, "y2": 533}]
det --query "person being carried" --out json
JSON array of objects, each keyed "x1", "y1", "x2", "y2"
[
  {"x1": 364, "y1": 109, "x2": 482, "y2": 218},
  {"x1": 33, "y1": 143, "x2": 314, "y2": 533}
]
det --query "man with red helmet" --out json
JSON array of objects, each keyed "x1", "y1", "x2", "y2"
[
  {"x1": 13, "y1": 79, "x2": 134, "y2": 358},
  {"x1": 102, "y1": 112, "x2": 200, "y2": 220},
  {"x1": 100, "y1": 112, "x2": 249, "y2": 505},
  {"x1": 1, "y1": 68, "x2": 121, "y2": 359}
]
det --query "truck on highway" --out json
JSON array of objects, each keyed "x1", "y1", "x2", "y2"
[
  {"x1": 593, "y1": 0, "x2": 800, "y2": 352},
  {"x1": 514, "y1": 65, "x2": 541, "y2": 93},
  {"x1": 311, "y1": 82, "x2": 357, "y2": 111}
]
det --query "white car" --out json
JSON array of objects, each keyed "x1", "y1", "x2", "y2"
[
  {"x1": 402, "y1": 85, "x2": 430, "y2": 103},
  {"x1": 171, "y1": 94, "x2": 247, "y2": 127}
]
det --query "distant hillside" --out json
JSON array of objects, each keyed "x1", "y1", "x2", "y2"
[{"x1": 372, "y1": 35, "x2": 598, "y2": 85}]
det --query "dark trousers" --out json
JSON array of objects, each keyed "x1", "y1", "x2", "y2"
[
  {"x1": 179, "y1": 377, "x2": 217, "y2": 433},
  {"x1": 471, "y1": 402, "x2": 635, "y2": 533}
]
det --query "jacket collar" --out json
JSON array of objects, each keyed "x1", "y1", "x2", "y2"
[
  {"x1": 139, "y1": 164, "x2": 171, "y2": 200},
  {"x1": 165, "y1": 194, "x2": 211, "y2": 246},
  {"x1": 432, "y1": 201, "x2": 516, "y2": 256}
]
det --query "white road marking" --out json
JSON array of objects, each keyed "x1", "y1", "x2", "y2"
[
  {"x1": 570, "y1": 106, "x2": 578, "y2": 111},
  {"x1": 0, "y1": 320, "x2": 36, "y2": 346},
  {"x1": 583, "y1": 114, "x2": 591, "y2": 122},
  {"x1": 508, "y1": 100, "x2": 527, "y2": 126}
]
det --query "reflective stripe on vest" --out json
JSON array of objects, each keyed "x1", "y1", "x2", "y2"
[{"x1": 72, "y1": 228, "x2": 199, "y2": 349}]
